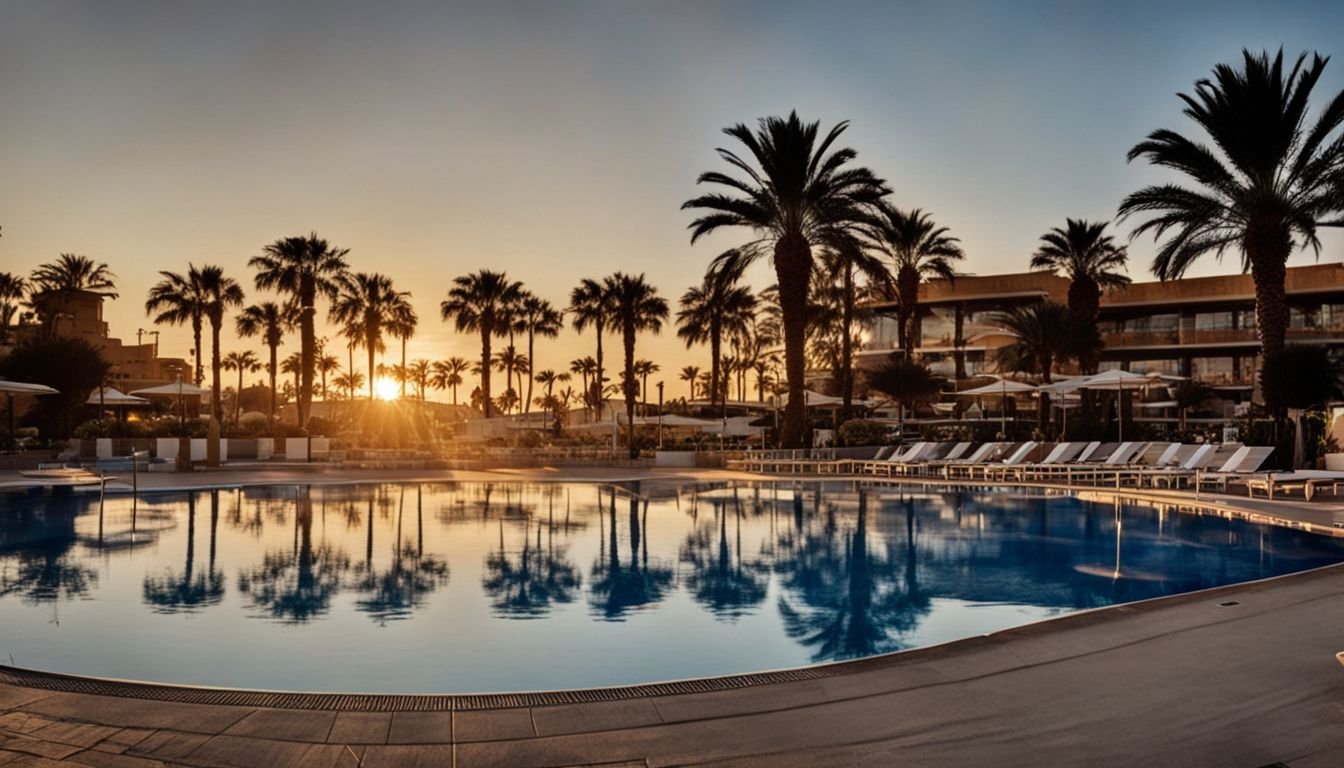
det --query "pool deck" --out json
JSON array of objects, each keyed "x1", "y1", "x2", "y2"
[{"x1": 2, "y1": 466, "x2": 1344, "y2": 766}]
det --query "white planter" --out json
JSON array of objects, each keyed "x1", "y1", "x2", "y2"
[
  {"x1": 655, "y1": 451, "x2": 697, "y2": 468},
  {"x1": 285, "y1": 437, "x2": 309, "y2": 461},
  {"x1": 190, "y1": 439, "x2": 207, "y2": 462},
  {"x1": 256, "y1": 438, "x2": 274, "y2": 460},
  {"x1": 1325, "y1": 453, "x2": 1344, "y2": 471},
  {"x1": 156, "y1": 437, "x2": 179, "y2": 460},
  {"x1": 95, "y1": 438, "x2": 113, "y2": 459},
  {"x1": 310, "y1": 437, "x2": 330, "y2": 458}
]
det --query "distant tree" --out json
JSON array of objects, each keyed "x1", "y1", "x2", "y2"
[
  {"x1": 222, "y1": 350, "x2": 261, "y2": 425},
  {"x1": 0, "y1": 272, "x2": 29, "y2": 344},
  {"x1": 1171, "y1": 380, "x2": 1213, "y2": 433},
  {"x1": 816, "y1": 241, "x2": 890, "y2": 418},
  {"x1": 317, "y1": 353, "x2": 341, "y2": 400},
  {"x1": 569, "y1": 356, "x2": 598, "y2": 408},
  {"x1": 0, "y1": 337, "x2": 109, "y2": 439},
  {"x1": 633, "y1": 359, "x2": 659, "y2": 406},
  {"x1": 235, "y1": 302, "x2": 290, "y2": 422},
  {"x1": 281, "y1": 351, "x2": 302, "y2": 411},
  {"x1": 993, "y1": 301, "x2": 1089, "y2": 431},
  {"x1": 431, "y1": 356, "x2": 470, "y2": 405},
  {"x1": 386, "y1": 298, "x2": 418, "y2": 399},
  {"x1": 28, "y1": 254, "x2": 118, "y2": 337},
  {"x1": 866, "y1": 355, "x2": 945, "y2": 439},
  {"x1": 684, "y1": 112, "x2": 889, "y2": 447},
  {"x1": 330, "y1": 272, "x2": 409, "y2": 401},
  {"x1": 679, "y1": 365, "x2": 701, "y2": 400},
  {"x1": 197, "y1": 265, "x2": 246, "y2": 424},
  {"x1": 569, "y1": 279, "x2": 615, "y2": 418},
  {"x1": 677, "y1": 255, "x2": 755, "y2": 408},
  {"x1": 1119, "y1": 49, "x2": 1344, "y2": 358},
  {"x1": 519, "y1": 294, "x2": 563, "y2": 413}
]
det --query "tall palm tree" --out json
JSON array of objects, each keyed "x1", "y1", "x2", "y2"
[
  {"x1": 1030, "y1": 218, "x2": 1130, "y2": 372},
  {"x1": 430, "y1": 356, "x2": 470, "y2": 405},
  {"x1": 197, "y1": 266, "x2": 245, "y2": 424},
  {"x1": 569, "y1": 357, "x2": 597, "y2": 406},
  {"x1": 679, "y1": 365, "x2": 701, "y2": 399},
  {"x1": 0, "y1": 272, "x2": 28, "y2": 344},
  {"x1": 870, "y1": 205, "x2": 964, "y2": 360},
  {"x1": 519, "y1": 295, "x2": 563, "y2": 414},
  {"x1": 491, "y1": 345, "x2": 530, "y2": 401},
  {"x1": 235, "y1": 302, "x2": 289, "y2": 423},
  {"x1": 569, "y1": 279, "x2": 614, "y2": 419},
  {"x1": 145, "y1": 266, "x2": 206, "y2": 385},
  {"x1": 604, "y1": 273, "x2": 669, "y2": 458},
  {"x1": 676, "y1": 255, "x2": 756, "y2": 408},
  {"x1": 408, "y1": 359, "x2": 431, "y2": 400},
  {"x1": 250, "y1": 233, "x2": 350, "y2": 425},
  {"x1": 317, "y1": 353, "x2": 341, "y2": 401},
  {"x1": 633, "y1": 359, "x2": 659, "y2": 406},
  {"x1": 532, "y1": 369, "x2": 570, "y2": 429},
  {"x1": 683, "y1": 111, "x2": 889, "y2": 447},
  {"x1": 441, "y1": 270, "x2": 524, "y2": 418},
  {"x1": 386, "y1": 300, "x2": 418, "y2": 399},
  {"x1": 222, "y1": 350, "x2": 261, "y2": 425},
  {"x1": 994, "y1": 301, "x2": 1091, "y2": 433},
  {"x1": 330, "y1": 272, "x2": 409, "y2": 401},
  {"x1": 817, "y1": 241, "x2": 891, "y2": 418},
  {"x1": 1118, "y1": 48, "x2": 1344, "y2": 358}
]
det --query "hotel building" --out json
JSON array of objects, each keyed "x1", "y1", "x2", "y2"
[{"x1": 859, "y1": 262, "x2": 1344, "y2": 414}]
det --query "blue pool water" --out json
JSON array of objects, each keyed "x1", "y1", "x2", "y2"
[{"x1": 1, "y1": 481, "x2": 1341, "y2": 693}]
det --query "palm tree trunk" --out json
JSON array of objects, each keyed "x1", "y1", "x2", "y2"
[
  {"x1": 236, "y1": 366, "x2": 244, "y2": 425},
  {"x1": 400, "y1": 336, "x2": 407, "y2": 399},
  {"x1": 953, "y1": 303, "x2": 966, "y2": 380},
  {"x1": 299, "y1": 283, "x2": 316, "y2": 428},
  {"x1": 593, "y1": 322, "x2": 605, "y2": 422},
  {"x1": 840, "y1": 263, "x2": 854, "y2": 422},
  {"x1": 211, "y1": 319, "x2": 223, "y2": 423},
  {"x1": 775, "y1": 234, "x2": 812, "y2": 449},
  {"x1": 367, "y1": 335, "x2": 376, "y2": 402},
  {"x1": 480, "y1": 330, "x2": 493, "y2": 418},
  {"x1": 710, "y1": 317, "x2": 721, "y2": 407},
  {"x1": 898, "y1": 265, "x2": 920, "y2": 362},
  {"x1": 269, "y1": 343, "x2": 278, "y2": 423},
  {"x1": 624, "y1": 320, "x2": 638, "y2": 459},
  {"x1": 192, "y1": 316, "x2": 204, "y2": 386},
  {"x1": 525, "y1": 331, "x2": 535, "y2": 414},
  {"x1": 347, "y1": 345, "x2": 354, "y2": 400},
  {"x1": 1250, "y1": 251, "x2": 1290, "y2": 359}
]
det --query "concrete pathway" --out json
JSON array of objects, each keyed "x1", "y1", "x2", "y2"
[{"x1": 3, "y1": 468, "x2": 1344, "y2": 766}]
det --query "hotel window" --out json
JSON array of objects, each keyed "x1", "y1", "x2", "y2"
[
  {"x1": 1096, "y1": 320, "x2": 1123, "y2": 334},
  {"x1": 1128, "y1": 314, "x2": 1179, "y2": 333},
  {"x1": 1322, "y1": 304, "x2": 1344, "y2": 330},
  {"x1": 919, "y1": 307, "x2": 957, "y2": 348},
  {"x1": 1290, "y1": 306, "x2": 1321, "y2": 329},
  {"x1": 1237, "y1": 356, "x2": 1256, "y2": 385},
  {"x1": 1235, "y1": 309, "x2": 1257, "y2": 330},
  {"x1": 1129, "y1": 359, "x2": 1182, "y2": 376},
  {"x1": 1192, "y1": 356, "x2": 1235, "y2": 385},
  {"x1": 1194, "y1": 311, "x2": 1233, "y2": 331}
]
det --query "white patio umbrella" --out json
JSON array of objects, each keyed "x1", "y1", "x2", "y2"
[
  {"x1": 131, "y1": 378, "x2": 210, "y2": 424},
  {"x1": 957, "y1": 378, "x2": 1038, "y2": 436},
  {"x1": 86, "y1": 386, "x2": 150, "y2": 419},
  {"x1": 1077, "y1": 370, "x2": 1159, "y2": 441},
  {"x1": 0, "y1": 380, "x2": 60, "y2": 446}
]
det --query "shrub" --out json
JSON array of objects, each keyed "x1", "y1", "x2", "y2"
[
  {"x1": 305, "y1": 416, "x2": 333, "y2": 436},
  {"x1": 74, "y1": 419, "x2": 152, "y2": 439},
  {"x1": 836, "y1": 419, "x2": 889, "y2": 447}
]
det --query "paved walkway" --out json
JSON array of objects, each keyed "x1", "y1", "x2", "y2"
[{"x1": 3, "y1": 468, "x2": 1344, "y2": 766}]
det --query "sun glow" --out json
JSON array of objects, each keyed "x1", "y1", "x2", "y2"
[{"x1": 374, "y1": 376, "x2": 400, "y2": 401}]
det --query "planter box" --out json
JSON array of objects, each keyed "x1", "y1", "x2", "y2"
[
  {"x1": 256, "y1": 438, "x2": 274, "y2": 460},
  {"x1": 1326, "y1": 453, "x2": 1344, "y2": 471},
  {"x1": 284, "y1": 437, "x2": 308, "y2": 461},
  {"x1": 655, "y1": 451, "x2": 697, "y2": 468}
]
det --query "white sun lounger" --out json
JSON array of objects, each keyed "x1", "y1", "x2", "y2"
[
  {"x1": 1014, "y1": 442, "x2": 1091, "y2": 481},
  {"x1": 942, "y1": 443, "x2": 1011, "y2": 479},
  {"x1": 1195, "y1": 446, "x2": 1275, "y2": 493},
  {"x1": 1245, "y1": 469, "x2": 1344, "y2": 501},
  {"x1": 976, "y1": 441, "x2": 1041, "y2": 481},
  {"x1": 1145, "y1": 443, "x2": 1221, "y2": 488}
]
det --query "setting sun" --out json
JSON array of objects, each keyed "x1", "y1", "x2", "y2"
[{"x1": 373, "y1": 376, "x2": 400, "y2": 401}]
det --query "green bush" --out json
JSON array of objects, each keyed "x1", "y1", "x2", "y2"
[
  {"x1": 74, "y1": 419, "x2": 152, "y2": 439},
  {"x1": 836, "y1": 419, "x2": 889, "y2": 447},
  {"x1": 305, "y1": 416, "x2": 332, "y2": 436}
]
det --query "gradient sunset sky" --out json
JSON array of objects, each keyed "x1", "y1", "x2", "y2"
[{"x1": 3, "y1": 1, "x2": 1342, "y2": 397}]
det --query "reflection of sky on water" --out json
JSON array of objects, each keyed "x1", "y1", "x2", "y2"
[{"x1": 1, "y1": 481, "x2": 1341, "y2": 693}]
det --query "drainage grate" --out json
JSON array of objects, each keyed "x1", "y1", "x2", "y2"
[{"x1": 1218, "y1": 600, "x2": 1241, "y2": 607}]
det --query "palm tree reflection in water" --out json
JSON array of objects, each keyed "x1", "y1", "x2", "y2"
[
  {"x1": 142, "y1": 491, "x2": 224, "y2": 613},
  {"x1": 680, "y1": 488, "x2": 768, "y2": 620},
  {"x1": 353, "y1": 486, "x2": 449, "y2": 625},
  {"x1": 589, "y1": 484, "x2": 674, "y2": 621},
  {"x1": 237, "y1": 487, "x2": 352, "y2": 624},
  {"x1": 483, "y1": 486, "x2": 581, "y2": 618},
  {"x1": 777, "y1": 489, "x2": 931, "y2": 662}
]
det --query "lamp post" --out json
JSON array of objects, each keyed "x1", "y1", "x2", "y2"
[
  {"x1": 137, "y1": 328, "x2": 160, "y2": 358},
  {"x1": 656, "y1": 381, "x2": 664, "y2": 450}
]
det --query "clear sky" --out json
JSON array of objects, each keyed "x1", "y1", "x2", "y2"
[{"x1": 2, "y1": 1, "x2": 1342, "y2": 398}]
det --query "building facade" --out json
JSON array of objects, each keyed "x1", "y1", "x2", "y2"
[{"x1": 860, "y1": 262, "x2": 1344, "y2": 410}]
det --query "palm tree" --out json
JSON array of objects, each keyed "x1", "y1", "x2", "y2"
[
  {"x1": 281, "y1": 351, "x2": 302, "y2": 408},
  {"x1": 683, "y1": 111, "x2": 889, "y2": 447},
  {"x1": 866, "y1": 355, "x2": 946, "y2": 440},
  {"x1": 317, "y1": 353, "x2": 341, "y2": 400},
  {"x1": 533, "y1": 369, "x2": 570, "y2": 429},
  {"x1": 519, "y1": 295, "x2": 563, "y2": 414},
  {"x1": 569, "y1": 279, "x2": 614, "y2": 419},
  {"x1": 1118, "y1": 48, "x2": 1344, "y2": 358},
  {"x1": 430, "y1": 356, "x2": 470, "y2": 405},
  {"x1": 250, "y1": 233, "x2": 350, "y2": 426},
  {"x1": 235, "y1": 302, "x2": 289, "y2": 422},
  {"x1": 679, "y1": 365, "x2": 701, "y2": 400},
  {"x1": 441, "y1": 270, "x2": 524, "y2": 418},
  {"x1": 569, "y1": 357, "x2": 597, "y2": 406},
  {"x1": 222, "y1": 350, "x2": 261, "y2": 425},
  {"x1": 676, "y1": 255, "x2": 756, "y2": 408},
  {"x1": 870, "y1": 205, "x2": 964, "y2": 360},
  {"x1": 145, "y1": 266, "x2": 206, "y2": 385},
  {"x1": 994, "y1": 301, "x2": 1089, "y2": 433},
  {"x1": 386, "y1": 300, "x2": 418, "y2": 399},
  {"x1": 817, "y1": 242, "x2": 891, "y2": 418},
  {"x1": 491, "y1": 345, "x2": 529, "y2": 400},
  {"x1": 330, "y1": 272, "x2": 409, "y2": 401},
  {"x1": 605, "y1": 273, "x2": 669, "y2": 458},
  {"x1": 1030, "y1": 218, "x2": 1130, "y2": 372},
  {"x1": 633, "y1": 360, "x2": 659, "y2": 406},
  {"x1": 408, "y1": 359, "x2": 431, "y2": 400},
  {"x1": 0, "y1": 272, "x2": 28, "y2": 344},
  {"x1": 197, "y1": 266, "x2": 245, "y2": 424},
  {"x1": 332, "y1": 371, "x2": 364, "y2": 400}
]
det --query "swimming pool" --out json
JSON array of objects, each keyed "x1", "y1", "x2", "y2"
[{"x1": 1, "y1": 481, "x2": 1340, "y2": 693}]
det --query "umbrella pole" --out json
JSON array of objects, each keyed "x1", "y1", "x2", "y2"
[
  {"x1": 6, "y1": 393, "x2": 13, "y2": 451},
  {"x1": 999, "y1": 381, "x2": 1006, "y2": 438}
]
